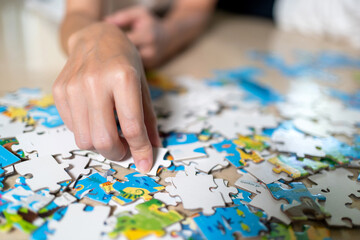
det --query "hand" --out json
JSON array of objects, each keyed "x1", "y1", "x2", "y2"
[
  {"x1": 105, "y1": 6, "x2": 168, "y2": 68},
  {"x1": 53, "y1": 22, "x2": 161, "y2": 173}
]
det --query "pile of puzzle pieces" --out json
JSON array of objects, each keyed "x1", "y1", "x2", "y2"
[{"x1": 0, "y1": 51, "x2": 360, "y2": 240}]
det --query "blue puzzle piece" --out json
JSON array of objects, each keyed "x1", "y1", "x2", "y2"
[
  {"x1": 267, "y1": 182, "x2": 325, "y2": 204},
  {"x1": 112, "y1": 172, "x2": 163, "y2": 204},
  {"x1": 194, "y1": 203, "x2": 267, "y2": 239},
  {"x1": 74, "y1": 173, "x2": 112, "y2": 204},
  {"x1": 0, "y1": 145, "x2": 21, "y2": 169},
  {"x1": 28, "y1": 105, "x2": 64, "y2": 128},
  {"x1": 212, "y1": 139, "x2": 243, "y2": 168},
  {"x1": 163, "y1": 132, "x2": 199, "y2": 147}
]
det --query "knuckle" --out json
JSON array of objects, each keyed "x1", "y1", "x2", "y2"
[
  {"x1": 75, "y1": 134, "x2": 93, "y2": 150},
  {"x1": 93, "y1": 136, "x2": 114, "y2": 152},
  {"x1": 52, "y1": 83, "x2": 63, "y2": 99},
  {"x1": 65, "y1": 81, "x2": 79, "y2": 97},
  {"x1": 82, "y1": 74, "x2": 98, "y2": 90},
  {"x1": 113, "y1": 67, "x2": 140, "y2": 86}
]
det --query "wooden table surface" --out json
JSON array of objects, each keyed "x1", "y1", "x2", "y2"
[{"x1": 1, "y1": 1, "x2": 360, "y2": 240}]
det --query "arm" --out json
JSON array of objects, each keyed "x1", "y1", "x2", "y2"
[
  {"x1": 54, "y1": 0, "x2": 161, "y2": 173},
  {"x1": 105, "y1": 0, "x2": 216, "y2": 68},
  {"x1": 60, "y1": 0, "x2": 102, "y2": 54}
]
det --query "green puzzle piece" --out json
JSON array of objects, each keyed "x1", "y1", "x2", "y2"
[{"x1": 109, "y1": 199, "x2": 183, "y2": 240}]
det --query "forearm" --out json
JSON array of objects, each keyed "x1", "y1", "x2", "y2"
[
  {"x1": 161, "y1": 0, "x2": 215, "y2": 58},
  {"x1": 60, "y1": 13, "x2": 98, "y2": 54}
]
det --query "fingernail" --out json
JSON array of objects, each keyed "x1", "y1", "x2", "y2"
[{"x1": 137, "y1": 159, "x2": 151, "y2": 173}]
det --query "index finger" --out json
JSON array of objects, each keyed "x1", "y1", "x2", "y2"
[{"x1": 113, "y1": 67, "x2": 153, "y2": 173}]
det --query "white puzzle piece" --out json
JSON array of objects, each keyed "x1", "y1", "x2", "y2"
[
  {"x1": 165, "y1": 166, "x2": 230, "y2": 215},
  {"x1": 15, "y1": 155, "x2": 72, "y2": 193},
  {"x1": 12, "y1": 126, "x2": 79, "y2": 158},
  {"x1": 49, "y1": 203, "x2": 110, "y2": 240},
  {"x1": 271, "y1": 129, "x2": 325, "y2": 157},
  {"x1": 309, "y1": 168, "x2": 360, "y2": 227},
  {"x1": 293, "y1": 118, "x2": 356, "y2": 138}
]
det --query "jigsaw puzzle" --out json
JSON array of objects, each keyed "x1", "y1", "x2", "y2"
[{"x1": 1, "y1": 49, "x2": 360, "y2": 239}]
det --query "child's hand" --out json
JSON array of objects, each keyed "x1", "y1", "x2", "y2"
[
  {"x1": 105, "y1": 6, "x2": 168, "y2": 68},
  {"x1": 53, "y1": 22, "x2": 161, "y2": 173}
]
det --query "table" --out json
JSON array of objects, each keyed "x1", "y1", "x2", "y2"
[{"x1": 1, "y1": 1, "x2": 359, "y2": 239}]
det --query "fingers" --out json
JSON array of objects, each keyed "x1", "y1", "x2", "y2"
[
  {"x1": 104, "y1": 6, "x2": 146, "y2": 27},
  {"x1": 140, "y1": 72, "x2": 162, "y2": 147},
  {"x1": 85, "y1": 78, "x2": 127, "y2": 161},
  {"x1": 112, "y1": 67, "x2": 154, "y2": 173}
]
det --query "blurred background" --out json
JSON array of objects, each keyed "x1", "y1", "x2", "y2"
[{"x1": 0, "y1": 0, "x2": 359, "y2": 95}]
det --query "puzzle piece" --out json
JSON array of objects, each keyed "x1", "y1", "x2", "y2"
[
  {"x1": 15, "y1": 155, "x2": 71, "y2": 193},
  {"x1": 308, "y1": 168, "x2": 360, "y2": 227},
  {"x1": 207, "y1": 109, "x2": 278, "y2": 138},
  {"x1": 271, "y1": 129, "x2": 325, "y2": 157},
  {"x1": 12, "y1": 127, "x2": 78, "y2": 158},
  {"x1": 0, "y1": 207, "x2": 42, "y2": 233},
  {"x1": 235, "y1": 173, "x2": 291, "y2": 225},
  {"x1": 267, "y1": 182, "x2": 329, "y2": 221},
  {"x1": 108, "y1": 199, "x2": 183, "y2": 240},
  {"x1": 194, "y1": 204, "x2": 267, "y2": 239},
  {"x1": 110, "y1": 172, "x2": 164, "y2": 205},
  {"x1": 294, "y1": 118, "x2": 356, "y2": 138},
  {"x1": 245, "y1": 160, "x2": 293, "y2": 184},
  {"x1": 48, "y1": 203, "x2": 110, "y2": 240},
  {"x1": 180, "y1": 147, "x2": 229, "y2": 173},
  {"x1": 165, "y1": 167, "x2": 232, "y2": 215}
]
